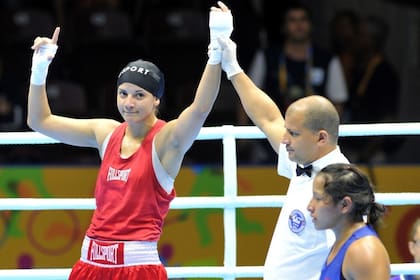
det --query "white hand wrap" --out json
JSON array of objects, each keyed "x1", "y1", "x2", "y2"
[
  {"x1": 208, "y1": 10, "x2": 233, "y2": 65},
  {"x1": 207, "y1": 42, "x2": 222, "y2": 65},
  {"x1": 30, "y1": 44, "x2": 58, "y2": 85},
  {"x1": 220, "y1": 38, "x2": 243, "y2": 79}
]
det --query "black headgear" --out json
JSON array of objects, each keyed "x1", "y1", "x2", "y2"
[{"x1": 117, "y1": 59, "x2": 165, "y2": 98}]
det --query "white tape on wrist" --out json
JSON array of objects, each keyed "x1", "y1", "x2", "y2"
[
  {"x1": 209, "y1": 10, "x2": 233, "y2": 41},
  {"x1": 30, "y1": 44, "x2": 58, "y2": 85},
  {"x1": 207, "y1": 41, "x2": 222, "y2": 65}
]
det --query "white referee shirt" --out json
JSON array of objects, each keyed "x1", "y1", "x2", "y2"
[{"x1": 263, "y1": 144, "x2": 349, "y2": 280}]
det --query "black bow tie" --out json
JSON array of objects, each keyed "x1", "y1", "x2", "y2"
[{"x1": 296, "y1": 164, "x2": 313, "y2": 177}]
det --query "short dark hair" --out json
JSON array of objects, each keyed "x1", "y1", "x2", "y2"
[{"x1": 282, "y1": 1, "x2": 313, "y2": 24}]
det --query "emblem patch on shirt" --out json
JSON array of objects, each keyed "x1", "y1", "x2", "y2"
[
  {"x1": 107, "y1": 166, "x2": 131, "y2": 182},
  {"x1": 288, "y1": 209, "x2": 306, "y2": 234}
]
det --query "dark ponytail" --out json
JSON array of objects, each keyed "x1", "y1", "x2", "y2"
[{"x1": 318, "y1": 163, "x2": 386, "y2": 227}]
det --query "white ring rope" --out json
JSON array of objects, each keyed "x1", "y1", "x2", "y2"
[
  {"x1": 0, "y1": 263, "x2": 420, "y2": 279},
  {"x1": 1, "y1": 122, "x2": 420, "y2": 145},
  {"x1": 1, "y1": 192, "x2": 420, "y2": 211},
  {"x1": 1, "y1": 123, "x2": 420, "y2": 279}
]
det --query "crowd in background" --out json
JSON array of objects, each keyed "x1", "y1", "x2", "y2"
[{"x1": 0, "y1": 0, "x2": 416, "y2": 165}]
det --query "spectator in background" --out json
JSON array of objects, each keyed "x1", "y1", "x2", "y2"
[
  {"x1": 392, "y1": 218, "x2": 420, "y2": 280},
  {"x1": 241, "y1": 1, "x2": 349, "y2": 164},
  {"x1": 343, "y1": 15, "x2": 402, "y2": 163},
  {"x1": 263, "y1": 1, "x2": 348, "y2": 116},
  {"x1": 329, "y1": 9, "x2": 360, "y2": 111}
]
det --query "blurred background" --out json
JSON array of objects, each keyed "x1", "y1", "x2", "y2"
[
  {"x1": 0, "y1": 0, "x2": 419, "y2": 164},
  {"x1": 0, "y1": 0, "x2": 420, "y2": 276}
]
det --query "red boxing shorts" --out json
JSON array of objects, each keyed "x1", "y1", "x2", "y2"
[{"x1": 68, "y1": 236, "x2": 167, "y2": 280}]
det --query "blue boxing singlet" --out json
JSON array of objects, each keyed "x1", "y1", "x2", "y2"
[{"x1": 319, "y1": 225, "x2": 378, "y2": 280}]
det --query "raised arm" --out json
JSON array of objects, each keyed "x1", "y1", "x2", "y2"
[
  {"x1": 27, "y1": 27, "x2": 118, "y2": 149},
  {"x1": 219, "y1": 37, "x2": 286, "y2": 153},
  {"x1": 155, "y1": 1, "x2": 231, "y2": 177}
]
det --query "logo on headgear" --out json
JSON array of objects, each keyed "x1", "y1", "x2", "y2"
[
  {"x1": 288, "y1": 209, "x2": 306, "y2": 234},
  {"x1": 118, "y1": 66, "x2": 151, "y2": 78},
  {"x1": 116, "y1": 59, "x2": 165, "y2": 98}
]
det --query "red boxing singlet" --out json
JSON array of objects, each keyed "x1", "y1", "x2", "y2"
[{"x1": 86, "y1": 120, "x2": 175, "y2": 241}]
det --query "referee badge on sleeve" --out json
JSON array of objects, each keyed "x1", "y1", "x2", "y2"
[{"x1": 288, "y1": 209, "x2": 306, "y2": 234}]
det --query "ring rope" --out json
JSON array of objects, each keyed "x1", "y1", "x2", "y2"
[
  {"x1": 1, "y1": 192, "x2": 420, "y2": 211},
  {"x1": 0, "y1": 263, "x2": 419, "y2": 279},
  {"x1": 1, "y1": 123, "x2": 419, "y2": 279},
  {"x1": 1, "y1": 122, "x2": 420, "y2": 145}
]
